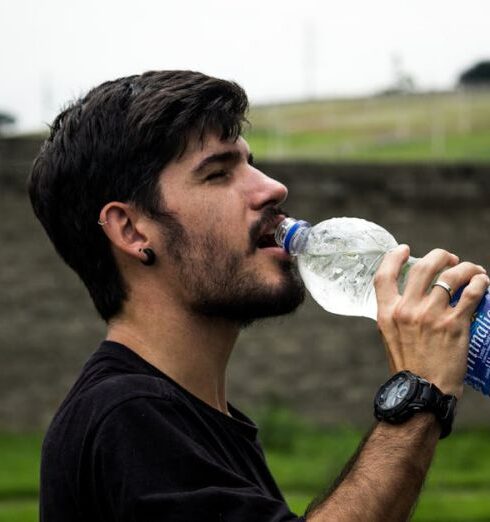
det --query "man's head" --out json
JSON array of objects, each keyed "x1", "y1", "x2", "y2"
[{"x1": 29, "y1": 70, "x2": 305, "y2": 325}]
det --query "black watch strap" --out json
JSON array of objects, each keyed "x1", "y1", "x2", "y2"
[
  {"x1": 434, "y1": 392, "x2": 458, "y2": 439},
  {"x1": 416, "y1": 378, "x2": 457, "y2": 438}
]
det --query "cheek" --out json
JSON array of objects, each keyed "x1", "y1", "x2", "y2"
[
  {"x1": 200, "y1": 211, "x2": 250, "y2": 253},
  {"x1": 192, "y1": 193, "x2": 245, "y2": 227},
  {"x1": 164, "y1": 182, "x2": 249, "y2": 246}
]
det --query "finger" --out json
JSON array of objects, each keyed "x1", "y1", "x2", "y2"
[
  {"x1": 374, "y1": 244, "x2": 410, "y2": 308},
  {"x1": 403, "y1": 249, "x2": 459, "y2": 301},
  {"x1": 430, "y1": 262, "x2": 487, "y2": 308},
  {"x1": 453, "y1": 273, "x2": 490, "y2": 318}
]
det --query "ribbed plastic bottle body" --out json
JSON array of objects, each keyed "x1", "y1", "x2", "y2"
[{"x1": 276, "y1": 217, "x2": 413, "y2": 319}]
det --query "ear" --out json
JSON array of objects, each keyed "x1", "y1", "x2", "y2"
[{"x1": 98, "y1": 202, "x2": 151, "y2": 263}]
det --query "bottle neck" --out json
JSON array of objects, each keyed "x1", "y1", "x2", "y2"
[{"x1": 275, "y1": 218, "x2": 311, "y2": 255}]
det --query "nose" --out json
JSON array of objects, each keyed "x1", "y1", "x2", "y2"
[{"x1": 249, "y1": 167, "x2": 288, "y2": 210}]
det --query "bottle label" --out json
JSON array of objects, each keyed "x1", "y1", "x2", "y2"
[{"x1": 451, "y1": 289, "x2": 490, "y2": 396}]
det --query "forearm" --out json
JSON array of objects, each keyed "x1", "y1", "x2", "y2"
[{"x1": 306, "y1": 414, "x2": 440, "y2": 522}]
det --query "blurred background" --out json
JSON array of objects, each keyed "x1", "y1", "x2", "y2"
[{"x1": 1, "y1": 0, "x2": 490, "y2": 520}]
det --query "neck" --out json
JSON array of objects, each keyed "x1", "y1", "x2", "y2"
[{"x1": 106, "y1": 295, "x2": 239, "y2": 416}]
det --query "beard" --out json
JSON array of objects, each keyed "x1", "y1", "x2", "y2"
[{"x1": 159, "y1": 212, "x2": 305, "y2": 327}]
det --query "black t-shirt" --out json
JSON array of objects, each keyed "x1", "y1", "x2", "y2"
[{"x1": 40, "y1": 341, "x2": 305, "y2": 521}]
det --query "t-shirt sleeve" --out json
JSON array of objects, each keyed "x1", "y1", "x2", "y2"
[{"x1": 90, "y1": 396, "x2": 304, "y2": 522}]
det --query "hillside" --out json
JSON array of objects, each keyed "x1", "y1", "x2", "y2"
[{"x1": 246, "y1": 89, "x2": 490, "y2": 162}]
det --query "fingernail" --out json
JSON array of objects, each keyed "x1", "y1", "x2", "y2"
[{"x1": 478, "y1": 265, "x2": 487, "y2": 273}]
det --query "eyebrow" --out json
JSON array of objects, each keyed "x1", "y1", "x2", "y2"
[{"x1": 192, "y1": 151, "x2": 254, "y2": 174}]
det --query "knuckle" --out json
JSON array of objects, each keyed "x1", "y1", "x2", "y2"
[
  {"x1": 464, "y1": 286, "x2": 482, "y2": 301},
  {"x1": 475, "y1": 274, "x2": 490, "y2": 288},
  {"x1": 456, "y1": 262, "x2": 485, "y2": 280},
  {"x1": 431, "y1": 248, "x2": 450, "y2": 257},
  {"x1": 458, "y1": 261, "x2": 476, "y2": 273},
  {"x1": 393, "y1": 305, "x2": 416, "y2": 325},
  {"x1": 411, "y1": 259, "x2": 429, "y2": 275},
  {"x1": 427, "y1": 248, "x2": 452, "y2": 263},
  {"x1": 475, "y1": 272, "x2": 490, "y2": 282}
]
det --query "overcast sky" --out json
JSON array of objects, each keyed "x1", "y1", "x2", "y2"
[{"x1": 1, "y1": 0, "x2": 489, "y2": 132}]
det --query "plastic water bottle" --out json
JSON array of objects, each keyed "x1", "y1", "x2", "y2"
[{"x1": 275, "y1": 216, "x2": 490, "y2": 396}]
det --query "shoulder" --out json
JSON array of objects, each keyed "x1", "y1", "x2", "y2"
[
  {"x1": 46, "y1": 372, "x2": 184, "y2": 442},
  {"x1": 85, "y1": 373, "x2": 175, "y2": 410},
  {"x1": 90, "y1": 374, "x2": 186, "y2": 425},
  {"x1": 43, "y1": 372, "x2": 203, "y2": 474}
]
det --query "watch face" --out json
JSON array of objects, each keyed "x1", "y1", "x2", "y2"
[{"x1": 378, "y1": 374, "x2": 412, "y2": 411}]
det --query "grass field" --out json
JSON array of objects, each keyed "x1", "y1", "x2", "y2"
[
  {"x1": 246, "y1": 89, "x2": 490, "y2": 162},
  {"x1": 2, "y1": 410, "x2": 490, "y2": 521}
]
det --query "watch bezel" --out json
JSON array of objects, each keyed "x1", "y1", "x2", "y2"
[{"x1": 374, "y1": 371, "x2": 420, "y2": 421}]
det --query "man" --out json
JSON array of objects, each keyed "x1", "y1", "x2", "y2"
[{"x1": 29, "y1": 70, "x2": 488, "y2": 521}]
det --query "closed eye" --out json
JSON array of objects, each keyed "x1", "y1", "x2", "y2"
[{"x1": 205, "y1": 170, "x2": 229, "y2": 182}]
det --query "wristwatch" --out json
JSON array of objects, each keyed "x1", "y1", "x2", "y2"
[{"x1": 374, "y1": 371, "x2": 457, "y2": 439}]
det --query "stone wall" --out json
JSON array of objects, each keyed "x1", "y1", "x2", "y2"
[{"x1": 2, "y1": 136, "x2": 490, "y2": 430}]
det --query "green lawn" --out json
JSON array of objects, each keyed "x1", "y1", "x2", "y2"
[
  {"x1": 0, "y1": 434, "x2": 41, "y2": 522},
  {"x1": 2, "y1": 419, "x2": 490, "y2": 521},
  {"x1": 0, "y1": 501, "x2": 38, "y2": 522},
  {"x1": 246, "y1": 89, "x2": 490, "y2": 162},
  {"x1": 0, "y1": 434, "x2": 41, "y2": 499}
]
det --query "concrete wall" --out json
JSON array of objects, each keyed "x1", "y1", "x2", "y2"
[{"x1": 2, "y1": 136, "x2": 490, "y2": 430}]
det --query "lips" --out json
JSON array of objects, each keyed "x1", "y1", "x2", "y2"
[{"x1": 254, "y1": 215, "x2": 286, "y2": 249}]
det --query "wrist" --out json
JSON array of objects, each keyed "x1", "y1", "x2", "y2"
[
  {"x1": 374, "y1": 371, "x2": 457, "y2": 439},
  {"x1": 376, "y1": 411, "x2": 441, "y2": 438},
  {"x1": 432, "y1": 381, "x2": 464, "y2": 400}
]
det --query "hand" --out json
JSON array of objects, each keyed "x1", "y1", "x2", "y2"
[{"x1": 374, "y1": 245, "x2": 489, "y2": 398}]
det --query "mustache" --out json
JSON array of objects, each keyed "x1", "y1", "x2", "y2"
[{"x1": 249, "y1": 206, "x2": 289, "y2": 249}]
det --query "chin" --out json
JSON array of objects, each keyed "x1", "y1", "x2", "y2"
[{"x1": 192, "y1": 268, "x2": 306, "y2": 328}]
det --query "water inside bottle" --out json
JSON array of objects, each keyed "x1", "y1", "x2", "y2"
[{"x1": 299, "y1": 251, "x2": 383, "y2": 319}]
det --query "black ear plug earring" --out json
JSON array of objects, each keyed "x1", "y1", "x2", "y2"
[{"x1": 139, "y1": 248, "x2": 156, "y2": 266}]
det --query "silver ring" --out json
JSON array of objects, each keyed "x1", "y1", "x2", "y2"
[
  {"x1": 431, "y1": 280, "x2": 453, "y2": 300},
  {"x1": 97, "y1": 219, "x2": 108, "y2": 226}
]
